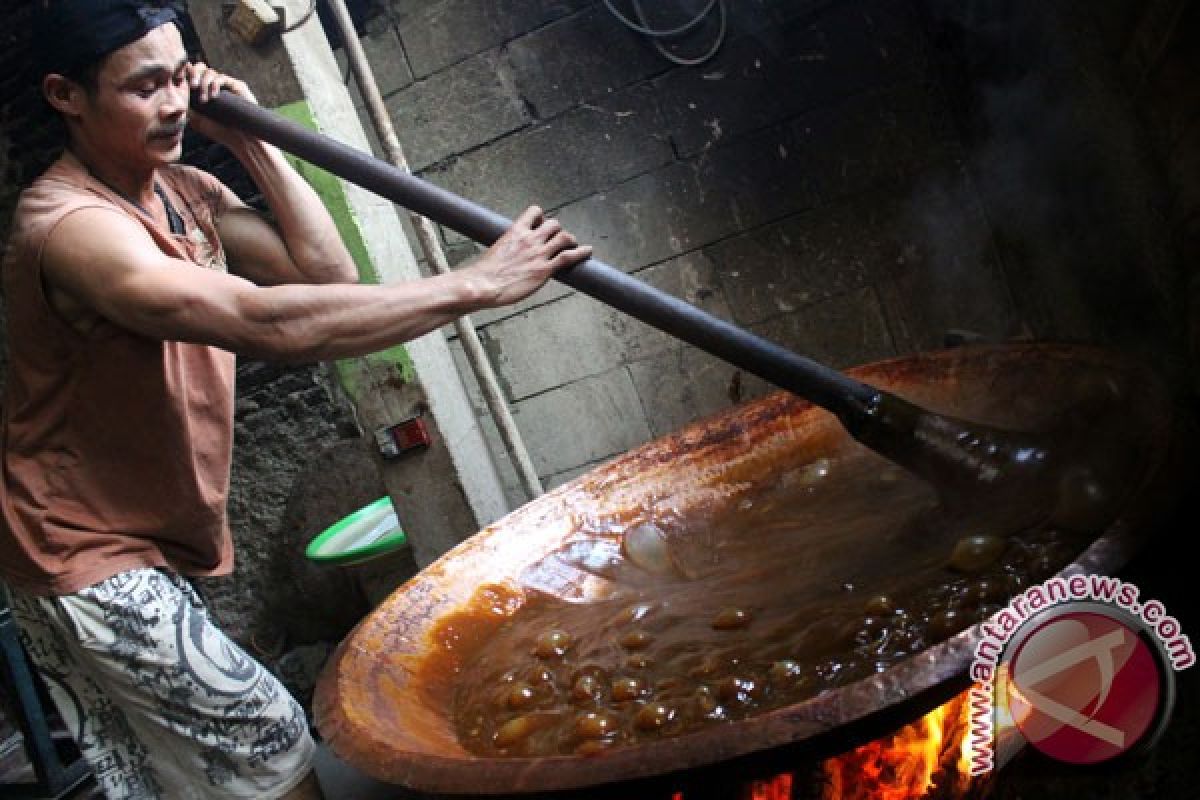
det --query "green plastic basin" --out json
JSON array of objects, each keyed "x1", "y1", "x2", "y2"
[{"x1": 305, "y1": 496, "x2": 408, "y2": 566}]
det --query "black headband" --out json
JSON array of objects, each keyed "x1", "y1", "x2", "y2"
[{"x1": 34, "y1": 0, "x2": 180, "y2": 79}]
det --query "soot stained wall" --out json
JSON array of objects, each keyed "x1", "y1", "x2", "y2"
[{"x1": 347, "y1": 0, "x2": 1190, "y2": 502}]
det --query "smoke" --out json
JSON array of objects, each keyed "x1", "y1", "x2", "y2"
[{"x1": 912, "y1": 0, "x2": 1180, "y2": 354}]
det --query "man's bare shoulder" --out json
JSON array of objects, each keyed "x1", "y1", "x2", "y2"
[{"x1": 40, "y1": 207, "x2": 162, "y2": 334}]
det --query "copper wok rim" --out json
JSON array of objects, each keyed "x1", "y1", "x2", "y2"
[{"x1": 314, "y1": 343, "x2": 1177, "y2": 794}]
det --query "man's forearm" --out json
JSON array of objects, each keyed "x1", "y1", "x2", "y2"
[
  {"x1": 164, "y1": 268, "x2": 487, "y2": 362},
  {"x1": 227, "y1": 137, "x2": 358, "y2": 284}
]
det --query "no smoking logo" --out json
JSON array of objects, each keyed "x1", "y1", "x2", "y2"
[{"x1": 1005, "y1": 604, "x2": 1172, "y2": 765}]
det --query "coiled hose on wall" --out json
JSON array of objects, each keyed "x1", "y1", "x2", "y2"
[{"x1": 603, "y1": 0, "x2": 727, "y2": 66}]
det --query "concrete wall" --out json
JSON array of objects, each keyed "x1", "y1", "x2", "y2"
[
  {"x1": 333, "y1": 0, "x2": 1192, "y2": 504},
  {"x1": 343, "y1": 0, "x2": 1020, "y2": 503}
]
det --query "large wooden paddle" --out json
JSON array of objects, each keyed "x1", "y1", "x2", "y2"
[{"x1": 195, "y1": 92, "x2": 1132, "y2": 532}]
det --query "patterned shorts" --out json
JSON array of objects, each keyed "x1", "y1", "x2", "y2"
[{"x1": 9, "y1": 569, "x2": 315, "y2": 799}]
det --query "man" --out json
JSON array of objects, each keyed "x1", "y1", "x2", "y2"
[{"x1": 0, "y1": 2, "x2": 591, "y2": 798}]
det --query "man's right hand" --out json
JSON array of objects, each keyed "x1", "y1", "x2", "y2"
[{"x1": 465, "y1": 205, "x2": 592, "y2": 307}]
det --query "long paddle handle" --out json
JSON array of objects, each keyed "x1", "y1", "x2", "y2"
[{"x1": 196, "y1": 92, "x2": 881, "y2": 421}]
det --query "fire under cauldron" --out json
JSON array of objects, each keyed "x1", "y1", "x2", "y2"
[{"x1": 312, "y1": 342, "x2": 1181, "y2": 798}]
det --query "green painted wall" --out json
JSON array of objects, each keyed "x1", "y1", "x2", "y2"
[{"x1": 273, "y1": 100, "x2": 415, "y2": 390}]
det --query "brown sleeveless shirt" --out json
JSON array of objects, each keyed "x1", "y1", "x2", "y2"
[{"x1": 1, "y1": 152, "x2": 238, "y2": 595}]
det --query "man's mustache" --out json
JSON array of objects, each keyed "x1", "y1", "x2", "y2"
[{"x1": 150, "y1": 124, "x2": 186, "y2": 138}]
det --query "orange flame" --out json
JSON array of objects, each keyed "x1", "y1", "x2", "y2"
[
  {"x1": 821, "y1": 692, "x2": 976, "y2": 800},
  {"x1": 744, "y1": 773, "x2": 793, "y2": 800},
  {"x1": 674, "y1": 690, "x2": 988, "y2": 800}
]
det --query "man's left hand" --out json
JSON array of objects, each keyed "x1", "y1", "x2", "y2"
[{"x1": 187, "y1": 63, "x2": 257, "y2": 146}]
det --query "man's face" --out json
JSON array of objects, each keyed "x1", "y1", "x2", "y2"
[{"x1": 73, "y1": 23, "x2": 190, "y2": 172}]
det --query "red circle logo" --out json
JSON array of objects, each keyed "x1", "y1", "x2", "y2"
[{"x1": 1005, "y1": 608, "x2": 1163, "y2": 765}]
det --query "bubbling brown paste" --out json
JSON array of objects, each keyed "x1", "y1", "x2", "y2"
[{"x1": 434, "y1": 451, "x2": 1093, "y2": 758}]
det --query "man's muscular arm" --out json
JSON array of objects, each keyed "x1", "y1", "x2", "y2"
[
  {"x1": 186, "y1": 63, "x2": 358, "y2": 287},
  {"x1": 42, "y1": 204, "x2": 590, "y2": 360}
]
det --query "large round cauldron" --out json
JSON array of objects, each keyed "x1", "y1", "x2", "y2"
[{"x1": 313, "y1": 344, "x2": 1179, "y2": 794}]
